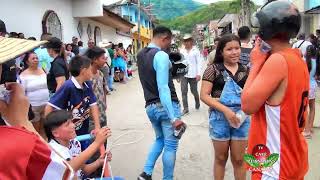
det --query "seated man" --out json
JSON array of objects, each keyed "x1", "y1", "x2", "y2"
[{"x1": 44, "y1": 110, "x2": 112, "y2": 179}]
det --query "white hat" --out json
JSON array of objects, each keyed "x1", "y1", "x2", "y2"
[
  {"x1": 0, "y1": 37, "x2": 47, "y2": 64},
  {"x1": 99, "y1": 40, "x2": 112, "y2": 48},
  {"x1": 183, "y1": 34, "x2": 193, "y2": 40}
]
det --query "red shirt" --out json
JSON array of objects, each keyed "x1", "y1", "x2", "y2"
[{"x1": 0, "y1": 126, "x2": 72, "y2": 180}]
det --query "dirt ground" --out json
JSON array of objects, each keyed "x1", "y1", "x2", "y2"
[{"x1": 105, "y1": 71, "x2": 320, "y2": 180}]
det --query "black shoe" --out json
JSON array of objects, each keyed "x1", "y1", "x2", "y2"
[
  {"x1": 138, "y1": 172, "x2": 152, "y2": 180},
  {"x1": 196, "y1": 104, "x2": 200, "y2": 110},
  {"x1": 182, "y1": 109, "x2": 189, "y2": 116}
]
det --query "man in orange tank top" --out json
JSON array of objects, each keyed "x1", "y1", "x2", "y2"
[{"x1": 241, "y1": 1, "x2": 309, "y2": 180}]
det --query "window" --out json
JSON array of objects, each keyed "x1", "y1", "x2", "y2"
[
  {"x1": 42, "y1": 10, "x2": 62, "y2": 39},
  {"x1": 123, "y1": 15, "x2": 130, "y2": 21},
  {"x1": 87, "y1": 24, "x2": 92, "y2": 39},
  {"x1": 135, "y1": 12, "x2": 138, "y2": 23},
  {"x1": 94, "y1": 26, "x2": 102, "y2": 45},
  {"x1": 77, "y1": 21, "x2": 83, "y2": 38}
]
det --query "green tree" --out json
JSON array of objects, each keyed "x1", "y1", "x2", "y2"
[
  {"x1": 230, "y1": 0, "x2": 255, "y2": 13},
  {"x1": 230, "y1": 0, "x2": 241, "y2": 13}
]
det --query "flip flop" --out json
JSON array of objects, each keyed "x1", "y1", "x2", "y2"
[{"x1": 302, "y1": 132, "x2": 312, "y2": 139}]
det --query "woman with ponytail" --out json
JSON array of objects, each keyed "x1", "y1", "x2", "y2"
[
  {"x1": 303, "y1": 45, "x2": 317, "y2": 138},
  {"x1": 45, "y1": 37, "x2": 70, "y2": 95}
]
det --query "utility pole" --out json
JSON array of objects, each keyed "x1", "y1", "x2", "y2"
[
  {"x1": 137, "y1": 0, "x2": 141, "y2": 50},
  {"x1": 241, "y1": 0, "x2": 251, "y2": 26},
  {"x1": 245, "y1": 0, "x2": 251, "y2": 26}
]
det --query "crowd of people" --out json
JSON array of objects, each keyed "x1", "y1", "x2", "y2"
[
  {"x1": 0, "y1": 17, "x2": 134, "y2": 180},
  {"x1": 0, "y1": 0, "x2": 319, "y2": 180},
  {"x1": 137, "y1": 1, "x2": 318, "y2": 180}
]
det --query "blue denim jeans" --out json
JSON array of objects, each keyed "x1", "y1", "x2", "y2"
[
  {"x1": 144, "y1": 101, "x2": 181, "y2": 180},
  {"x1": 209, "y1": 70, "x2": 250, "y2": 141},
  {"x1": 108, "y1": 67, "x2": 114, "y2": 90}
]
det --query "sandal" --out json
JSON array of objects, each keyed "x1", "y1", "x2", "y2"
[{"x1": 302, "y1": 131, "x2": 312, "y2": 139}]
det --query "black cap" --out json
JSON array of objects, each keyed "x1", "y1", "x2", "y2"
[
  {"x1": 0, "y1": 19, "x2": 7, "y2": 34},
  {"x1": 45, "y1": 37, "x2": 62, "y2": 49}
]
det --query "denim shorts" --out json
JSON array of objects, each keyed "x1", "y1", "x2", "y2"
[{"x1": 209, "y1": 108, "x2": 250, "y2": 141}]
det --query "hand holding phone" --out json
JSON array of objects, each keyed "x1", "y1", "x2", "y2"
[{"x1": 250, "y1": 37, "x2": 271, "y2": 66}]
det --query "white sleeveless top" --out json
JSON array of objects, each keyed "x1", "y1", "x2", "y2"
[{"x1": 19, "y1": 73, "x2": 50, "y2": 106}]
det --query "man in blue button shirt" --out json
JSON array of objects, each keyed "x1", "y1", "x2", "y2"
[{"x1": 137, "y1": 26, "x2": 186, "y2": 180}]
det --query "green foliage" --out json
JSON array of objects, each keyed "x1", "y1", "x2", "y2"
[
  {"x1": 160, "y1": 1, "x2": 237, "y2": 34},
  {"x1": 141, "y1": 0, "x2": 203, "y2": 20},
  {"x1": 160, "y1": 0, "x2": 259, "y2": 34}
]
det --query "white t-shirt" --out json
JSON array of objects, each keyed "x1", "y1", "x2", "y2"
[
  {"x1": 292, "y1": 40, "x2": 312, "y2": 58},
  {"x1": 49, "y1": 139, "x2": 82, "y2": 179}
]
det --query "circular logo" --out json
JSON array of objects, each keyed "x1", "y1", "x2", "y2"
[{"x1": 252, "y1": 144, "x2": 270, "y2": 163}]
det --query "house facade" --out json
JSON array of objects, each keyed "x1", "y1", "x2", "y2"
[
  {"x1": 217, "y1": 14, "x2": 241, "y2": 36},
  {"x1": 292, "y1": 0, "x2": 320, "y2": 36},
  {"x1": 106, "y1": 0, "x2": 155, "y2": 53},
  {"x1": 0, "y1": 0, "x2": 134, "y2": 47}
]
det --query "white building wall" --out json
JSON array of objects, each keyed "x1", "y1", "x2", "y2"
[
  {"x1": 72, "y1": 0, "x2": 103, "y2": 17},
  {"x1": 0, "y1": 0, "x2": 78, "y2": 41},
  {"x1": 77, "y1": 18, "x2": 132, "y2": 48},
  {"x1": 0, "y1": 0, "x2": 132, "y2": 47}
]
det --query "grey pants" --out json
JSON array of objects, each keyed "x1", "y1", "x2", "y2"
[
  {"x1": 100, "y1": 66, "x2": 110, "y2": 90},
  {"x1": 180, "y1": 77, "x2": 200, "y2": 110}
]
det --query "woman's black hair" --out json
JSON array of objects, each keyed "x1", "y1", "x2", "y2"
[
  {"x1": 27, "y1": 37, "x2": 36, "y2": 41},
  {"x1": 21, "y1": 51, "x2": 36, "y2": 72},
  {"x1": 213, "y1": 34, "x2": 241, "y2": 64},
  {"x1": 44, "y1": 110, "x2": 73, "y2": 141},
  {"x1": 85, "y1": 46, "x2": 105, "y2": 62},
  {"x1": 46, "y1": 37, "x2": 67, "y2": 60},
  {"x1": 126, "y1": 45, "x2": 132, "y2": 53},
  {"x1": 69, "y1": 55, "x2": 92, "y2": 77},
  {"x1": 66, "y1": 43, "x2": 73, "y2": 50},
  {"x1": 305, "y1": 45, "x2": 317, "y2": 72},
  {"x1": 78, "y1": 41, "x2": 83, "y2": 47}
]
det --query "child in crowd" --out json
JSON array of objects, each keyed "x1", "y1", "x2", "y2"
[
  {"x1": 44, "y1": 110, "x2": 112, "y2": 179},
  {"x1": 86, "y1": 47, "x2": 108, "y2": 130},
  {"x1": 45, "y1": 55, "x2": 101, "y2": 149}
]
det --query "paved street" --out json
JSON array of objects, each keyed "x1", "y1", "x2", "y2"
[{"x1": 106, "y1": 72, "x2": 320, "y2": 180}]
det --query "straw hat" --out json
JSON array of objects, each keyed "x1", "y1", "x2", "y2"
[
  {"x1": 0, "y1": 37, "x2": 47, "y2": 64},
  {"x1": 182, "y1": 34, "x2": 193, "y2": 40}
]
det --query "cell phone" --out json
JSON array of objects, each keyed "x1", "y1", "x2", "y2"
[
  {"x1": 260, "y1": 40, "x2": 272, "y2": 53},
  {"x1": 0, "y1": 85, "x2": 10, "y2": 102},
  {"x1": 0, "y1": 59, "x2": 18, "y2": 84}
]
